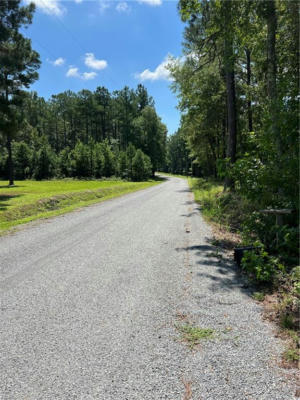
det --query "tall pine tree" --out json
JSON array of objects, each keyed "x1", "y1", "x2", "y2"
[{"x1": 0, "y1": 0, "x2": 40, "y2": 185}]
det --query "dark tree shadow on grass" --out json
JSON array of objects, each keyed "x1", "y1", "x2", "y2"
[
  {"x1": 0, "y1": 194, "x2": 22, "y2": 211},
  {"x1": 0, "y1": 185, "x2": 24, "y2": 189}
]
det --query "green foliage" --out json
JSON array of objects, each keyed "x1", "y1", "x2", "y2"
[
  {"x1": 131, "y1": 149, "x2": 152, "y2": 181},
  {"x1": 34, "y1": 144, "x2": 56, "y2": 180},
  {"x1": 118, "y1": 151, "x2": 128, "y2": 179},
  {"x1": 0, "y1": 179, "x2": 160, "y2": 232},
  {"x1": 290, "y1": 267, "x2": 300, "y2": 296},
  {"x1": 0, "y1": 83, "x2": 166, "y2": 184},
  {"x1": 0, "y1": 0, "x2": 40, "y2": 185},
  {"x1": 177, "y1": 323, "x2": 214, "y2": 348},
  {"x1": 94, "y1": 143, "x2": 104, "y2": 178},
  {"x1": 283, "y1": 349, "x2": 299, "y2": 363},
  {"x1": 165, "y1": 129, "x2": 191, "y2": 175},
  {"x1": 189, "y1": 177, "x2": 253, "y2": 230},
  {"x1": 12, "y1": 141, "x2": 32, "y2": 179},
  {"x1": 252, "y1": 292, "x2": 265, "y2": 301},
  {"x1": 100, "y1": 140, "x2": 115, "y2": 177},
  {"x1": 241, "y1": 243, "x2": 285, "y2": 284},
  {"x1": 0, "y1": 148, "x2": 7, "y2": 178},
  {"x1": 58, "y1": 147, "x2": 73, "y2": 178},
  {"x1": 171, "y1": 0, "x2": 299, "y2": 277},
  {"x1": 71, "y1": 142, "x2": 91, "y2": 177},
  {"x1": 242, "y1": 213, "x2": 299, "y2": 267},
  {"x1": 279, "y1": 313, "x2": 294, "y2": 330}
]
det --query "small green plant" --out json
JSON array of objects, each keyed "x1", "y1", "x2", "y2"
[
  {"x1": 290, "y1": 266, "x2": 300, "y2": 296},
  {"x1": 177, "y1": 324, "x2": 214, "y2": 348},
  {"x1": 252, "y1": 292, "x2": 265, "y2": 301},
  {"x1": 279, "y1": 313, "x2": 295, "y2": 330},
  {"x1": 283, "y1": 348, "x2": 299, "y2": 362},
  {"x1": 241, "y1": 243, "x2": 285, "y2": 283},
  {"x1": 210, "y1": 238, "x2": 220, "y2": 247}
]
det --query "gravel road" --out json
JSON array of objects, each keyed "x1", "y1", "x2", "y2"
[{"x1": 0, "y1": 177, "x2": 296, "y2": 399}]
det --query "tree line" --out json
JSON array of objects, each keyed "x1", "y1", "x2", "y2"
[
  {"x1": 166, "y1": 0, "x2": 299, "y2": 275},
  {"x1": 0, "y1": 1, "x2": 167, "y2": 183},
  {"x1": 167, "y1": 0, "x2": 299, "y2": 211}
]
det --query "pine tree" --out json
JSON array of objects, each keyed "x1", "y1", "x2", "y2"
[{"x1": 0, "y1": 0, "x2": 40, "y2": 185}]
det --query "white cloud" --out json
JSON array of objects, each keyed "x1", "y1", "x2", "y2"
[
  {"x1": 84, "y1": 53, "x2": 108, "y2": 70},
  {"x1": 139, "y1": 0, "x2": 162, "y2": 6},
  {"x1": 24, "y1": 0, "x2": 65, "y2": 16},
  {"x1": 136, "y1": 55, "x2": 174, "y2": 81},
  {"x1": 74, "y1": 0, "x2": 83, "y2": 3},
  {"x1": 116, "y1": 2, "x2": 130, "y2": 13},
  {"x1": 82, "y1": 71, "x2": 98, "y2": 80},
  {"x1": 99, "y1": 0, "x2": 110, "y2": 14},
  {"x1": 66, "y1": 67, "x2": 80, "y2": 78},
  {"x1": 66, "y1": 66, "x2": 98, "y2": 80},
  {"x1": 52, "y1": 57, "x2": 65, "y2": 66}
]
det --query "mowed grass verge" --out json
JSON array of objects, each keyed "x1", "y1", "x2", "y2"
[{"x1": 0, "y1": 179, "x2": 160, "y2": 233}]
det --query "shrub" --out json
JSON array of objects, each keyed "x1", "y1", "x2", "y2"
[
  {"x1": 242, "y1": 213, "x2": 299, "y2": 268},
  {"x1": 132, "y1": 149, "x2": 152, "y2": 181},
  {"x1": 241, "y1": 243, "x2": 285, "y2": 284}
]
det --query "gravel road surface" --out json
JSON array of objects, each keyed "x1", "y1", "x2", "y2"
[{"x1": 0, "y1": 177, "x2": 296, "y2": 399}]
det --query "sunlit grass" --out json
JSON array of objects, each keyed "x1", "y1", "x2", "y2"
[
  {"x1": 0, "y1": 179, "x2": 160, "y2": 232},
  {"x1": 188, "y1": 177, "x2": 223, "y2": 219}
]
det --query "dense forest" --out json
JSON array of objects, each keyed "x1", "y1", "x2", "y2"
[
  {"x1": 168, "y1": 0, "x2": 298, "y2": 189},
  {"x1": 0, "y1": 84, "x2": 167, "y2": 181}
]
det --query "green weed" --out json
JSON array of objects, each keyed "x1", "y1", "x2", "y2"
[
  {"x1": 252, "y1": 292, "x2": 265, "y2": 301},
  {"x1": 280, "y1": 314, "x2": 295, "y2": 330},
  {"x1": 177, "y1": 324, "x2": 214, "y2": 348},
  {"x1": 283, "y1": 348, "x2": 299, "y2": 362}
]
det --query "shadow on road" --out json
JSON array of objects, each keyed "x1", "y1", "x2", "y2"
[
  {"x1": 176, "y1": 188, "x2": 192, "y2": 193},
  {"x1": 175, "y1": 242, "x2": 252, "y2": 297}
]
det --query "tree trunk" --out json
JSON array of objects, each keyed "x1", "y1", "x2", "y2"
[
  {"x1": 223, "y1": 0, "x2": 237, "y2": 189},
  {"x1": 5, "y1": 85, "x2": 14, "y2": 186},
  {"x1": 245, "y1": 48, "x2": 253, "y2": 132}
]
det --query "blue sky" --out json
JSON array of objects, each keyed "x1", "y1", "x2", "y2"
[{"x1": 22, "y1": 0, "x2": 184, "y2": 134}]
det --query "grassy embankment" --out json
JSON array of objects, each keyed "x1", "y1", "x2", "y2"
[
  {"x1": 0, "y1": 179, "x2": 161, "y2": 233},
  {"x1": 188, "y1": 177, "x2": 299, "y2": 366}
]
